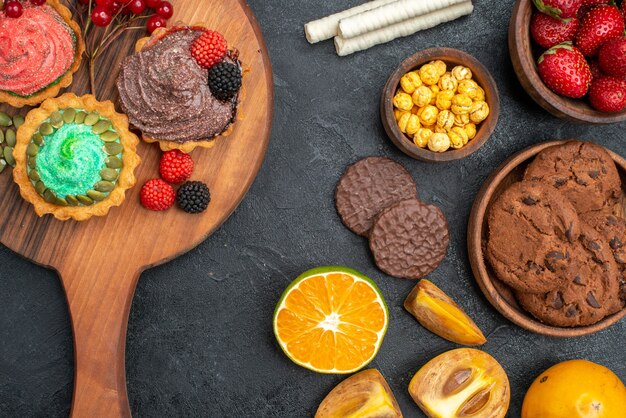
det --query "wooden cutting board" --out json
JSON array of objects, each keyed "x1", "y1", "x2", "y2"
[{"x1": 0, "y1": 1, "x2": 273, "y2": 416}]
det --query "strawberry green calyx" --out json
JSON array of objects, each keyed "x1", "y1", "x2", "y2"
[
  {"x1": 533, "y1": 0, "x2": 566, "y2": 20},
  {"x1": 538, "y1": 42, "x2": 573, "y2": 64}
]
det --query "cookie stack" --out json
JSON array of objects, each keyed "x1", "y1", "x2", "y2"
[
  {"x1": 335, "y1": 156, "x2": 449, "y2": 279},
  {"x1": 487, "y1": 141, "x2": 626, "y2": 327}
]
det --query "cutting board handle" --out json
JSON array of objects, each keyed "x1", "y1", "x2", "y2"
[{"x1": 59, "y1": 263, "x2": 141, "y2": 418}]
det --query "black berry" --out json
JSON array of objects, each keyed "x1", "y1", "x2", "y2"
[
  {"x1": 177, "y1": 181, "x2": 210, "y2": 214},
  {"x1": 208, "y1": 62, "x2": 242, "y2": 101}
]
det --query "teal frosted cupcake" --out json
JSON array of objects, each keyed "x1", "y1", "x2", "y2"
[{"x1": 14, "y1": 93, "x2": 140, "y2": 221}]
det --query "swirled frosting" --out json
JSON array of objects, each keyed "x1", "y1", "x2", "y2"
[
  {"x1": 36, "y1": 123, "x2": 106, "y2": 197},
  {"x1": 0, "y1": 4, "x2": 76, "y2": 97},
  {"x1": 116, "y1": 29, "x2": 237, "y2": 143}
]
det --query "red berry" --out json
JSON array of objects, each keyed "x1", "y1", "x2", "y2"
[
  {"x1": 30, "y1": 0, "x2": 47, "y2": 5},
  {"x1": 146, "y1": 15, "x2": 166, "y2": 33},
  {"x1": 576, "y1": 5, "x2": 625, "y2": 57},
  {"x1": 140, "y1": 179, "x2": 176, "y2": 211},
  {"x1": 538, "y1": 42, "x2": 592, "y2": 98},
  {"x1": 91, "y1": 6, "x2": 112, "y2": 26},
  {"x1": 589, "y1": 76, "x2": 626, "y2": 112},
  {"x1": 145, "y1": 0, "x2": 160, "y2": 8},
  {"x1": 190, "y1": 30, "x2": 228, "y2": 69},
  {"x1": 109, "y1": 0, "x2": 125, "y2": 13},
  {"x1": 4, "y1": 1, "x2": 23, "y2": 18},
  {"x1": 530, "y1": 12, "x2": 579, "y2": 49},
  {"x1": 127, "y1": 0, "x2": 145, "y2": 14},
  {"x1": 159, "y1": 150, "x2": 194, "y2": 184},
  {"x1": 598, "y1": 36, "x2": 626, "y2": 78},
  {"x1": 156, "y1": 1, "x2": 173, "y2": 18},
  {"x1": 95, "y1": 0, "x2": 114, "y2": 9},
  {"x1": 532, "y1": 0, "x2": 583, "y2": 19}
]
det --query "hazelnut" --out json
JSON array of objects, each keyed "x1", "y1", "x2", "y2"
[
  {"x1": 451, "y1": 65, "x2": 472, "y2": 81},
  {"x1": 428, "y1": 132, "x2": 451, "y2": 152},
  {"x1": 436, "y1": 110, "x2": 455, "y2": 131},
  {"x1": 429, "y1": 60, "x2": 447, "y2": 77},
  {"x1": 435, "y1": 90, "x2": 455, "y2": 111},
  {"x1": 400, "y1": 71, "x2": 423, "y2": 94},
  {"x1": 393, "y1": 91, "x2": 413, "y2": 111},
  {"x1": 451, "y1": 93, "x2": 473, "y2": 115},
  {"x1": 413, "y1": 128, "x2": 433, "y2": 148},
  {"x1": 418, "y1": 105, "x2": 439, "y2": 126},
  {"x1": 465, "y1": 123, "x2": 477, "y2": 140},
  {"x1": 419, "y1": 63, "x2": 440, "y2": 86},
  {"x1": 469, "y1": 101, "x2": 490, "y2": 123},
  {"x1": 449, "y1": 126, "x2": 469, "y2": 149},
  {"x1": 412, "y1": 86, "x2": 433, "y2": 108},
  {"x1": 438, "y1": 72, "x2": 458, "y2": 92}
]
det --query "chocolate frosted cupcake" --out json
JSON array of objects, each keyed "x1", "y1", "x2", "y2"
[{"x1": 116, "y1": 25, "x2": 242, "y2": 152}]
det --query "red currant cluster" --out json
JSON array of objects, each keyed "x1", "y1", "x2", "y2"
[
  {"x1": 3, "y1": 0, "x2": 46, "y2": 19},
  {"x1": 80, "y1": 0, "x2": 173, "y2": 33}
]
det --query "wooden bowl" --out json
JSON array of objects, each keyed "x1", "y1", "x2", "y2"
[
  {"x1": 509, "y1": 0, "x2": 626, "y2": 124},
  {"x1": 381, "y1": 48, "x2": 500, "y2": 163},
  {"x1": 468, "y1": 140, "x2": 626, "y2": 337}
]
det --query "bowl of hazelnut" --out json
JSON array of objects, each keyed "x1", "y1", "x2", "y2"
[{"x1": 381, "y1": 48, "x2": 500, "y2": 163}]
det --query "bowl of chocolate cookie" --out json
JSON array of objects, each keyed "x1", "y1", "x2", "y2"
[{"x1": 468, "y1": 140, "x2": 626, "y2": 337}]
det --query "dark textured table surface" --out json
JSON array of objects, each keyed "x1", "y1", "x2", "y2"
[{"x1": 1, "y1": 0, "x2": 625, "y2": 416}]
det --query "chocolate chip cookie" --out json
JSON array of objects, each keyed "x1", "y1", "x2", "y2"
[
  {"x1": 582, "y1": 211, "x2": 626, "y2": 303},
  {"x1": 524, "y1": 141, "x2": 621, "y2": 214},
  {"x1": 515, "y1": 225, "x2": 623, "y2": 327},
  {"x1": 335, "y1": 157, "x2": 417, "y2": 236},
  {"x1": 369, "y1": 198, "x2": 448, "y2": 279},
  {"x1": 487, "y1": 180, "x2": 580, "y2": 293}
]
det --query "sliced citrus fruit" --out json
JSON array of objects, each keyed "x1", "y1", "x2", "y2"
[{"x1": 273, "y1": 266, "x2": 388, "y2": 374}]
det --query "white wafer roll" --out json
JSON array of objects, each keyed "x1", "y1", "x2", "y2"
[
  {"x1": 304, "y1": 0, "x2": 398, "y2": 44},
  {"x1": 334, "y1": 1, "x2": 474, "y2": 56},
  {"x1": 338, "y1": 0, "x2": 469, "y2": 39}
]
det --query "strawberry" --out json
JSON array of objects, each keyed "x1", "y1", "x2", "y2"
[
  {"x1": 577, "y1": 0, "x2": 609, "y2": 19},
  {"x1": 532, "y1": 0, "x2": 583, "y2": 19},
  {"x1": 576, "y1": 5, "x2": 625, "y2": 57},
  {"x1": 538, "y1": 42, "x2": 592, "y2": 98},
  {"x1": 588, "y1": 60, "x2": 604, "y2": 80},
  {"x1": 589, "y1": 76, "x2": 626, "y2": 112},
  {"x1": 598, "y1": 36, "x2": 626, "y2": 77},
  {"x1": 531, "y1": 12, "x2": 579, "y2": 48},
  {"x1": 622, "y1": 0, "x2": 626, "y2": 16}
]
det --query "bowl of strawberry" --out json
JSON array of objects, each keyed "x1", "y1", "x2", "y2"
[{"x1": 510, "y1": 0, "x2": 626, "y2": 124}]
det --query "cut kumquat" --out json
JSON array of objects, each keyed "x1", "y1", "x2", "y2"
[{"x1": 273, "y1": 266, "x2": 388, "y2": 374}]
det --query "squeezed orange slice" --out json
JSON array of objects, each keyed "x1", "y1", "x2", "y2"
[
  {"x1": 404, "y1": 279, "x2": 486, "y2": 346},
  {"x1": 273, "y1": 267, "x2": 388, "y2": 374}
]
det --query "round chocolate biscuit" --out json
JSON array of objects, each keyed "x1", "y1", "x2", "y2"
[
  {"x1": 369, "y1": 198, "x2": 448, "y2": 279},
  {"x1": 487, "y1": 180, "x2": 581, "y2": 293},
  {"x1": 524, "y1": 141, "x2": 621, "y2": 214},
  {"x1": 335, "y1": 157, "x2": 417, "y2": 236},
  {"x1": 516, "y1": 225, "x2": 623, "y2": 327}
]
